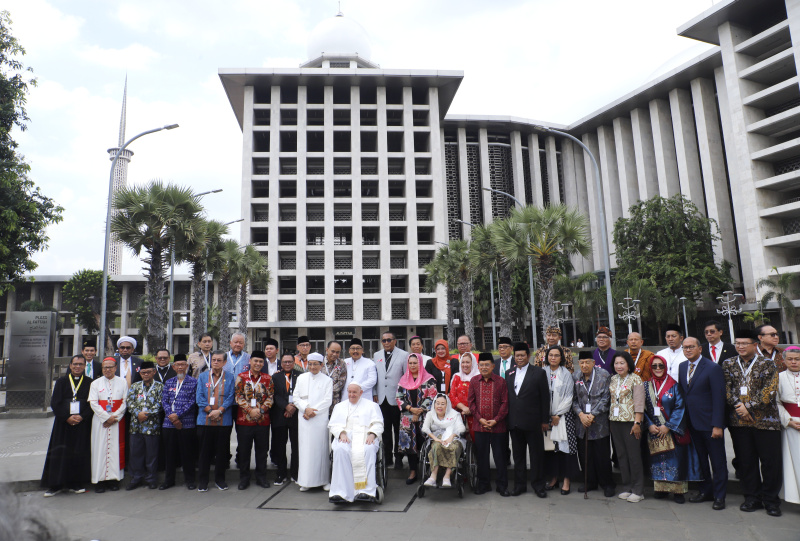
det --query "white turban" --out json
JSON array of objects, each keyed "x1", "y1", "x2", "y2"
[
  {"x1": 117, "y1": 336, "x2": 137, "y2": 349},
  {"x1": 307, "y1": 352, "x2": 324, "y2": 363}
]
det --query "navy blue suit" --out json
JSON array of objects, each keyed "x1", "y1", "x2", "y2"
[{"x1": 679, "y1": 356, "x2": 727, "y2": 500}]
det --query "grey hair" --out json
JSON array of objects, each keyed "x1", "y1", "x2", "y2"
[
  {"x1": 230, "y1": 332, "x2": 246, "y2": 342},
  {"x1": 0, "y1": 485, "x2": 69, "y2": 540}
]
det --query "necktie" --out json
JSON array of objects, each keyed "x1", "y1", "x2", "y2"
[
  {"x1": 126, "y1": 360, "x2": 132, "y2": 387},
  {"x1": 688, "y1": 362, "x2": 696, "y2": 383},
  {"x1": 501, "y1": 359, "x2": 507, "y2": 378},
  {"x1": 286, "y1": 375, "x2": 291, "y2": 393},
  {"x1": 712, "y1": 345, "x2": 717, "y2": 362},
  {"x1": 385, "y1": 351, "x2": 392, "y2": 370}
]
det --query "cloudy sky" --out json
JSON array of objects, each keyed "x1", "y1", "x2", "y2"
[{"x1": 6, "y1": 0, "x2": 716, "y2": 277}]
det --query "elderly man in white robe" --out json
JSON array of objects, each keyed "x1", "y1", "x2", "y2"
[
  {"x1": 88, "y1": 358, "x2": 129, "y2": 493},
  {"x1": 328, "y1": 383, "x2": 384, "y2": 503},
  {"x1": 293, "y1": 352, "x2": 333, "y2": 491}
]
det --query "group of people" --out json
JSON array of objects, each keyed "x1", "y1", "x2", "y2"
[{"x1": 39, "y1": 322, "x2": 799, "y2": 517}]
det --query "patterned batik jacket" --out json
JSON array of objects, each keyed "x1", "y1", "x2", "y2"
[
  {"x1": 127, "y1": 380, "x2": 164, "y2": 435},
  {"x1": 722, "y1": 354, "x2": 780, "y2": 430}
]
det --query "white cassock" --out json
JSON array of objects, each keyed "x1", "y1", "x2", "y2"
[
  {"x1": 293, "y1": 371, "x2": 333, "y2": 488},
  {"x1": 778, "y1": 370, "x2": 800, "y2": 504},
  {"x1": 88, "y1": 376, "x2": 128, "y2": 483},
  {"x1": 344, "y1": 357, "x2": 378, "y2": 398},
  {"x1": 328, "y1": 397, "x2": 384, "y2": 502}
]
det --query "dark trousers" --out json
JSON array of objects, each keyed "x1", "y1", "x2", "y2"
[
  {"x1": 129, "y1": 433, "x2": 159, "y2": 484},
  {"x1": 577, "y1": 435, "x2": 615, "y2": 490},
  {"x1": 163, "y1": 427, "x2": 196, "y2": 485},
  {"x1": 510, "y1": 428, "x2": 545, "y2": 490},
  {"x1": 729, "y1": 427, "x2": 782, "y2": 506},
  {"x1": 689, "y1": 427, "x2": 727, "y2": 500},
  {"x1": 198, "y1": 425, "x2": 233, "y2": 486},
  {"x1": 474, "y1": 431, "x2": 508, "y2": 491},
  {"x1": 237, "y1": 424, "x2": 270, "y2": 483},
  {"x1": 610, "y1": 421, "x2": 644, "y2": 495},
  {"x1": 380, "y1": 400, "x2": 401, "y2": 463},
  {"x1": 272, "y1": 423, "x2": 299, "y2": 479}
]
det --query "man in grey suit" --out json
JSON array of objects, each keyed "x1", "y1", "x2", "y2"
[{"x1": 373, "y1": 331, "x2": 408, "y2": 469}]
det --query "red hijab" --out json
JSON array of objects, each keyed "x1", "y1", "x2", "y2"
[
  {"x1": 649, "y1": 355, "x2": 676, "y2": 402},
  {"x1": 398, "y1": 353, "x2": 434, "y2": 391}
]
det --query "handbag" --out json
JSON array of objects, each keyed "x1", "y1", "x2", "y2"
[
  {"x1": 674, "y1": 430, "x2": 691, "y2": 446},
  {"x1": 543, "y1": 430, "x2": 556, "y2": 451},
  {"x1": 647, "y1": 431, "x2": 676, "y2": 455}
]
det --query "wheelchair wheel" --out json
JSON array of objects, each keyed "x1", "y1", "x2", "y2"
[
  {"x1": 376, "y1": 485, "x2": 384, "y2": 504},
  {"x1": 467, "y1": 444, "x2": 478, "y2": 489},
  {"x1": 457, "y1": 483, "x2": 464, "y2": 498},
  {"x1": 417, "y1": 485, "x2": 425, "y2": 498}
]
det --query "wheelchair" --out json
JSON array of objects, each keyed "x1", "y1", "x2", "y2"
[
  {"x1": 416, "y1": 434, "x2": 476, "y2": 498},
  {"x1": 329, "y1": 435, "x2": 386, "y2": 504}
]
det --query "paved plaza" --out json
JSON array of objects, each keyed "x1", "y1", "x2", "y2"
[{"x1": 3, "y1": 417, "x2": 800, "y2": 540}]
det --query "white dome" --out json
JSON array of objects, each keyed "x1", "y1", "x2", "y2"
[{"x1": 307, "y1": 13, "x2": 372, "y2": 61}]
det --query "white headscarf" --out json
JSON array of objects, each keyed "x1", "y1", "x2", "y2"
[
  {"x1": 454, "y1": 352, "x2": 479, "y2": 383},
  {"x1": 423, "y1": 393, "x2": 466, "y2": 447},
  {"x1": 117, "y1": 336, "x2": 137, "y2": 349}
]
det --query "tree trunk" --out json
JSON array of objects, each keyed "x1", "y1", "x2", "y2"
[
  {"x1": 446, "y1": 287, "x2": 455, "y2": 348},
  {"x1": 190, "y1": 260, "x2": 205, "y2": 344},
  {"x1": 498, "y1": 265, "x2": 514, "y2": 339},
  {"x1": 538, "y1": 265, "x2": 556, "y2": 339},
  {"x1": 238, "y1": 281, "x2": 248, "y2": 336},
  {"x1": 146, "y1": 245, "x2": 167, "y2": 352},
  {"x1": 218, "y1": 275, "x2": 232, "y2": 348},
  {"x1": 461, "y1": 273, "x2": 475, "y2": 347}
]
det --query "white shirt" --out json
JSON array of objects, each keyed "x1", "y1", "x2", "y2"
[
  {"x1": 266, "y1": 358, "x2": 279, "y2": 376},
  {"x1": 576, "y1": 341, "x2": 584, "y2": 348},
  {"x1": 708, "y1": 341, "x2": 722, "y2": 363},
  {"x1": 657, "y1": 347, "x2": 687, "y2": 381},
  {"x1": 514, "y1": 364, "x2": 528, "y2": 395},
  {"x1": 344, "y1": 356, "x2": 378, "y2": 397},
  {"x1": 119, "y1": 357, "x2": 132, "y2": 377},
  {"x1": 498, "y1": 356, "x2": 514, "y2": 379}
]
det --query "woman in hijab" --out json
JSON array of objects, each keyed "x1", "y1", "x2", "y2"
[
  {"x1": 396, "y1": 353, "x2": 437, "y2": 484},
  {"x1": 449, "y1": 352, "x2": 480, "y2": 441},
  {"x1": 422, "y1": 394, "x2": 467, "y2": 488},
  {"x1": 543, "y1": 345, "x2": 580, "y2": 494},
  {"x1": 426, "y1": 339, "x2": 458, "y2": 395},
  {"x1": 643, "y1": 355, "x2": 702, "y2": 503}
]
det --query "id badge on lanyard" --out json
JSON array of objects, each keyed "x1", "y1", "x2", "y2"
[
  {"x1": 106, "y1": 397, "x2": 113, "y2": 413},
  {"x1": 70, "y1": 400, "x2": 80, "y2": 415}
]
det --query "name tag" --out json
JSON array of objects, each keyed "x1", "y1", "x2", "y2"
[
  {"x1": 70, "y1": 401, "x2": 80, "y2": 415},
  {"x1": 740, "y1": 386, "x2": 748, "y2": 396},
  {"x1": 251, "y1": 398, "x2": 257, "y2": 408},
  {"x1": 613, "y1": 407, "x2": 620, "y2": 417},
  {"x1": 106, "y1": 403, "x2": 113, "y2": 413},
  {"x1": 288, "y1": 395, "x2": 294, "y2": 403},
  {"x1": 209, "y1": 397, "x2": 215, "y2": 406},
  {"x1": 585, "y1": 404, "x2": 591, "y2": 414},
  {"x1": 440, "y1": 383, "x2": 446, "y2": 392}
]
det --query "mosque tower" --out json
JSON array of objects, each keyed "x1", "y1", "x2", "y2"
[{"x1": 106, "y1": 77, "x2": 133, "y2": 276}]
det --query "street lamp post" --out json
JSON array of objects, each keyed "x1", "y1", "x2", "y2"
[
  {"x1": 554, "y1": 301, "x2": 567, "y2": 341},
  {"x1": 482, "y1": 187, "x2": 538, "y2": 350},
  {"x1": 205, "y1": 218, "x2": 244, "y2": 333},
  {"x1": 537, "y1": 127, "x2": 616, "y2": 343},
  {"x1": 166, "y1": 189, "x2": 223, "y2": 353},
  {"x1": 618, "y1": 293, "x2": 641, "y2": 335},
  {"x1": 717, "y1": 290, "x2": 743, "y2": 340},
  {"x1": 99, "y1": 124, "x2": 179, "y2": 355},
  {"x1": 456, "y1": 218, "x2": 497, "y2": 351},
  {"x1": 679, "y1": 296, "x2": 689, "y2": 338}
]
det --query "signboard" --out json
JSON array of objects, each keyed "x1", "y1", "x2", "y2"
[
  {"x1": 333, "y1": 327, "x2": 355, "y2": 339},
  {"x1": 7, "y1": 312, "x2": 56, "y2": 393}
]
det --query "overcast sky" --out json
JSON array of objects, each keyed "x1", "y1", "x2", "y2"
[{"x1": 6, "y1": 0, "x2": 717, "y2": 278}]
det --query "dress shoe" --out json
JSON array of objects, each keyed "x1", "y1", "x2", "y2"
[
  {"x1": 238, "y1": 480, "x2": 250, "y2": 490},
  {"x1": 561, "y1": 488, "x2": 571, "y2": 496},
  {"x1": 578, "y1": 484, "x2": 597, "y2": 493},
  {"x1": 765, "y1": 505, "x2": 782, "y2": 517},
  {"x1": 329, "y1": 495, "x2": 346, "y2": 504},
  {"x1": 534, "y1": 488, "x2": 547, "y2": 499},
  {"x1": 158, "y1": 483, "x2": 174, "y2": 491},
  {"x1": 126, "y1": 480, "x2": 142, "y2": 491},
  {"x1": 148, "y1": 483, "x2": 158, "y2": 490},
  {"x1": 474, "y1": 487, "x2": 490, "y2": 495},
  {"x1": 94, "y1": 484, "x2": 106, "y2": 494},
  {"x1": 712, "y1": 499, "x2": 725, "y2": 510},
  {"x1": 274, "y1": 476, "x2": 285, "y2": 486},
  {"x1": 108, "y1": 482, "x2": 119, "y2": 492},
  {"x1": 511, "y1": 487, "x2": 527, "y2": 496},
  {"x1": 299, "y1": 486, "x2": 310, "y2": 492},
  {"x1": 689, "y1": 492, "x2": 714, "y2": 503},
  {"x1": 405, "y1": 476, "x2": 417, "y2": 485},
  {"x1": 497, "y1": 488, "x2": 511, "y2": 497},
  {"x1": 186, "y1": 483, "x2": 197, "y2": 490},
  {"x1": 545, "y1": 482, "x2": 557, "y2": 491},
  {"x1": 739, "y1": 500, "x2": 763, "y2": 512},
  {"x1": 323, "y1": 484, "x2": 331, "y2": 491},
  {"x1": 673, "y1": 494, "x2": 685, "y2": 504},
  {"x1": 256, "y1": 480, "x2": 270, "y2": 489},
  {"x1": 603, "y1": 486, "x2": 616, "y2": 498}
]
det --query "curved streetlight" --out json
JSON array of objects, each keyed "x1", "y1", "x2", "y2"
[
  {"x1": 717, "y1": 290, "x2": 743, "y2": 340},
  {"x1": 679, "y1": 296, "x2": 689, "y2": 338},
  {"x1": 618, "y1": 293, "x2": 641, "y2": 335},
  {"x1": 455, "y1": 218, "x2": 497, "y2": 351},
  {"x1": 482, "y1": 187, "x2": 538, "y2": 350},
  {"x1": 204, "y1": 218, "x2": 244, "y2": 333},
  {"x1": 99, "y1": 124, "x2": 179, "y2": 355}
]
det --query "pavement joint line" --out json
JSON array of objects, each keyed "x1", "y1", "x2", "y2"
[
  {"x1": 0, "y1": 433, "x2": 50, "y2": 455},
  {"x1": 257, "y1": 485, "x2": 419, "y2": 513}
]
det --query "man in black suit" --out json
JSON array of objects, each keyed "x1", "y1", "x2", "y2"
[
  {"x1": 506, "y1": 342, "x2": 550, "y2": 498},
  {"x1": 114, "y1": 336, "x2": 143, "y2": 386},
  {"x1": 81, "y1": 338, "x2": 103, "y2": 380},
  {"x1": 494, "y1": 337, "x2": 515, "y2": 378},
  {"x1": 702, "y1": 320, "x2": 736, "y2": 365},
  {"x1": 678, "y1": 336, "x2": 727, "y2": 510},
  {"x1": 154, "y1": 349, "x2": 178, "y2": 384},
  {"x1": 270, "y1": 352, "x2": 302, "y2": 485}
]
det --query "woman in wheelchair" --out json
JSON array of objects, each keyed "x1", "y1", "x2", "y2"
[{"x1": 421, "y1": 394, "x2": 466, "y2": 488}]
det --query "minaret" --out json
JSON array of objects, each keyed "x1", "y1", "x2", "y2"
[{"x1": 106, "y1": 77, "x2": 133, "y2": 276}]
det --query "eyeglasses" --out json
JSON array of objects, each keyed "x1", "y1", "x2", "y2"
[
  {"x1": 381, "y1": 338, "x2": 394, "y2": 343},
  {"x1": 704, "y1": 329, "x2": 720, "y2": 334},
  {"x1": 683, "y1": 345, "x2": 699, "y2": 350},
  {"x1": 760, "y1": 332, "x2": 779, "y2": 337},
  {"x1": 734, "y1": 341, "x2": 754, "y2": 347},
  {"x1": 156, "y1": 356, "x2": 170, "y2": 360},
  {"x1": 118, "y1": 345, "x2": 133, "y2": 350},
  {"x1": 651, "y1": 364, "x2": 665, "y2": 369},
  {"x1": 457, "y1": 343, "x2": 470, "y2": 347}
]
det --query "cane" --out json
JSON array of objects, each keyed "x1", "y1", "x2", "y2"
[{"x1": 583, "y1": 432, "x2": 589, "y2": 499}]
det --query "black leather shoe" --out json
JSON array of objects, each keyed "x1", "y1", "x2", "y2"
[
  {"x1": 186, "y1": 483, "x2": 197, "y2": 490},
  {"x1": 108, "y1": 482, "x2": 120, "y2": 492},
  {"x1": 474, "y1": 487, "x2": 490, "y2": 495},
  {"x1": 578, "y1": 485, "x2": 597, "y2": 493},
  {"x1": 603, "y1": 486, "x2": 616, "y2": 497},
  {"x1": 125, "y1": 480, "x2": 142, "y2": 491},
  {"x1": 158, "y1": 483, "x2": 174, "y2": 490},
  {"x1": 329, "y1": 495, "x2": 346, "y2": 504},
  {"x1": 765, "y1": 505, "x2": 782, "y2": 517},
  {"x1": 545, "y1": 482, "x2": 557, "y2": 491},
  {"x1": 497, "y1": 489, "x2": 511, "y2": 497},
  {"x1": 673, "y1": 494, "x2": 685, "y2": 504},
  {"x1": 256, "y1": 480, "x2": 270, "y2": 489},
  {"x1": 561, "y1": 488, "x2": 571, "y2": 496},
  {"x1": 511, "y1": 487, "x2": 527, "y2": 496},
  {"x1": 94, "y1": 484, "x2": 106, "y2": 494},
  {"x1": 740, "y1": 500, "x2": 764, "y2": 512},
  {"x1": 148, "y1": 483, "x2": 158, "y2": 490},
  {"x1": 689, "y1": 492, "x2": 714, "y2": 503},
  {"x1": 405, "y1": 476, "x2": 417, "y2": 485},
  {"x1": 238, "y1": 480, "x2": 250, "y2": 490},
  {"x1": 712, "y1": 499, "x2": 725, "y2": 510},
  {"x1": 534, "y1": 488, "x2": 547, "y2": 498}
]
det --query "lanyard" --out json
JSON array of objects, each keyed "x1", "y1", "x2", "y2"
[
  {"x1": 285, "y1": 372, "x2": 294, "y2": 393},
  {"x1": 737, "y1": 357, "x2": 756, "y2": 385},
  {"x1": 230, "y1": 353, "x2": 243, "y2": 373},
  {"x1": 325, "y1": 361, "x2": 336, "y2": 377},
  {"x1": 757, "y1": 346, "x2": 775, "y2": 361},
  {"x1": 69, "y1": 375, "x2": 85, "y2": 399},
  {"x1": 142, "y1": 382, "x2": 154, "y2": 401},
  {"x1": 249, "y1": 372, "x2": 262, "y2": 392},
  {"x1": 202, "y1": 352, "x2": 211, "y2": 369},
  {"x1": 157, "y1": 367, "x2": 168, "y2": 383},
  {"x1": 298, "y1": 358, "x2": 308, "y2": 371},
  {"x1": 210, "y1": 373, "x2": 223, "y2": 399},
  {"x1": 614, "y1": 374, "x2": 630, "y2": 403},
  {"x1": 633, "y1": 349, "x2": 642, "y2": 366},
  {"x1": 583, "y1": 372, "x2": 595, "y2": 396},
  {"x1": 653, "y1": 378, "x2": 669, "y2": 410},
  {"x1": 171, "y1": 377, "x2": 185, "y2": 410}
]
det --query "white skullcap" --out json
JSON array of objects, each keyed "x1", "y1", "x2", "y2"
[
  {"x1": 307, "y1": 352, "x2": 324, "y2": 363},
  {"x1": 117, "y1": 336, "x2": 137, "y2": 349}
]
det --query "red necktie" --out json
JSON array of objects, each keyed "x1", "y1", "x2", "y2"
[{"x1": 712, "y1": 345, "x2": 717, "y2": 362}]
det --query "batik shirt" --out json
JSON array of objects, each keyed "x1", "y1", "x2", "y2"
[
  {"x1": 323, "y1": 358, "x2": 348, "y2": 410},
  {"x1": 722, "y1": 354, "x2": 780, "y2": 430},
  {"x1": 571, "y1": 368, "x2": 611, "y2": 440},
  {"x1": 161, "y1": 375, "x2": 198, "y2": 429},
  {"x1": 126, "y1": 380, "x2": 164, "y2": 435}
]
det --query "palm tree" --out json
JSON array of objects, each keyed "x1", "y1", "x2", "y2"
[
  {"x1": 742, "y1": 310, "x2": 769, "y2": 328},
  {"x1": 494, "y1": 204, "x2": 591, "y2": 337},
  {"x1": 183, "y1": 219, "x2": 228, "y2": 343},
  {"x1": 111, "y1": 181, "x2": 204, "y2": 351},
  {"x1": 425, "y1": 243, "x2": 460, "y2": 347},
  {"x1": 758, "y1": 267, "x2": 798, "y2": 337},
  {"x1": 236, "y1": 245, "x2": 271, "y2": 336},
  {"x1": 469, "y1": 223, "x2": 514, "y2": 339},
  {"x1": 554, "y1": 272, "x2": 596, "y2": 344},
  {"x1": 215, "y1": 239, "x2": 244, "y2": 348}
]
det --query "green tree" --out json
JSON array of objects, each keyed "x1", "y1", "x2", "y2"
[
  {"x1": 236, "y1": 245, "x2": 270, "y2": 335},
  {"x1": 613, "y1": 195, "x2": 732, "y2": 325},
  {"x1": 554, "y1": 271, "x2": 596, "y2": 343},
  {"x1": 469, "y1": 222, "x2": 515, "y2": 340},
  {"x1": 62, "y1": 269, "x2": 121, "y2": 352},
  {"x1": 0, "y1": 12, "x2": 62, "y2": 292},
  {"x1": 425, "y1": 243, "x2": 461, "y2": 346},
  {"x1": 758, "y1": 267, "x2": 798, "y2": 336},
  {"x1": 182, "y1": 219, "x2": 228, "y2": 343},
  {"x1": 111, "y1": 181, "x2": 205, "y2": 350},
  {"x1": 215, "y1": 239, "x2": 244, "y2": 347}
]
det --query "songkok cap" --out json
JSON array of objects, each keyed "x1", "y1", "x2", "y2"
[
  {"x1": 350, "y1": 338, "x2": 363, "y2": 346},
  {"x1": 250, "y1": 350, "x2": 266, "y2": 361},
  {"x1": 498, "y1": 337, "x2": 513, "y2": 346},
  {"x1": 578, "y1": 350, "x2": 593, "y2": 360},
  {"x1": 139, "y1": 360, "x2": 155, "y2": 370},
  {"x1": 665, "y1": 324, "x2": 683, "y2": 334},
  {"x1": 173, "y1": 353, "x2": 187, "y2": 362},
  {"x1": 264, "y1": 338, "x2": 279, "y2": 348},
  {"x1": 477, "y1": 352, "x2": 494, "y2": 362},
  {"x1": 513, "y1": 341, "x2": 530, "y2": 353},
  {"x1": 82, "y1": 338, "x2": 97, "y2": 349},
  {"x1": 296, "y1": 335, "x2": 310, "y2": 344},
  {"x1": 734, "y1": 329, "x2": 758, "y2": 342},
  {"x1": 595, "y1": 326, "x2": 612, "y2": 337},
  {"x1": 546, "y1": 326, "x2": 562, "y2": 335},
  {"x1": 307, "y1": 352, "x2": 324, "y2": 363},
  {"x1": 117, "y1": 336, "x2": 137, "y2": 349}
]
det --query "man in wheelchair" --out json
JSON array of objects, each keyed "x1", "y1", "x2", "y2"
[{"x1": 328, "y1": 383, "x2": 384, "y2": 503}]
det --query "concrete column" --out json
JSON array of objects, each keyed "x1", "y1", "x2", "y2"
[
  {"x1": 528, "y1": 134, "x2": 545, "y2": 207},
  {"x1": 545, "y1": 136, "x2": 560, "y2": 204},
  {"x1": 582, "y1": 132, "x2": 603, "y2": 270},
  {"x1": 690, "y1": 77, "x2": 739, "y2": 278},
  {"x1": 597, "y1": 125, "x2": 621, "y2": 267},
  {"x1": 630, "y1": 107, "x2": 659, "y2": 200},
  {"x1": 649, "y1": 99, "x2": 681, "y2": 197},
  {"x1": 427, "y1": 87, "x2": 447, "y2": 319},
  {"x1": 787, "y1": 0, "x2": 800, "y2": 79},
  {"x1": 612, "y1": 116, "x2": 640, "y2": 216},
  {"x1": 269, "y1": 85, "x2": 281, "y2": 323},
  {"x1": 669, "y1": 88, "x2": 706, "y2": 215},
  {"x1": 120, "y1": 284, "x2": 129, "y2": 341},
  {"x1": 350, "y1": 85, "x2": 363, "y2": 322},
  {"x1": 510, "y1": 131, "x2": 527, "y2": 209},
  {"x1": 457, "y1": 128, "x2": 471, "y2": 234},
  {"x1": 479, "y1": 129, "x2": 493, "y2": 223},
  {"x1": 561, "y1": 139, "x2": 587, "y2": 275}
]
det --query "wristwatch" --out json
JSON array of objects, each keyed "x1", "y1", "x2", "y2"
[{"x1": 634, "y1": 421, "x2": 641, "y2": 426}]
